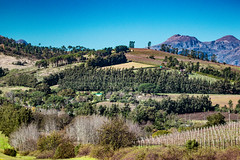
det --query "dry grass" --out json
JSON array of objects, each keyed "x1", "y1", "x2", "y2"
[
  {"x1": 154, "y1": 93, "x2": 240, "y2": 108},
  {"x1": 35, "y1": 62, "x2": 83, "y2": 81},
  {"x1": 103, "y1": 62, "x2": 155, "y2": 69},
  {"x1": 0, "y1": 54, "x2": 36, "y2": 70},
  {"x1": 209, "y1": 94, "x2": 240, "y2": 107}
]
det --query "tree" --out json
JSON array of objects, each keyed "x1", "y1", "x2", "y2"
[
  {"x1": 98, "y1": 118, "x2": 137, "y2": 150},
  {"x1": 10, "y1": 123, "x2": 39, "y2": 151},
  {"x1": 65, "y1": 115, "x2": 109, "y2": 144},
  {"x1": 129, "y1": 41, "x2": 135, "y2": 48},
  {"x1": 211, "y1": 54, "x2": 217, "y2": 62},
  {"x1": 148, "y1": 41, "x2": 151, "y2": 49},
  {"x1": 0, "y1": 104, "x2": 33, "y2": 136},
  {"x1": 206, "y1": 113, "x2": 226, "y2": 126},
  {"x1": 228, "y1": 100, "x2": 233, "y2": 112}
]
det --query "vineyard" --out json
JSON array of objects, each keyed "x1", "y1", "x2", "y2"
[{"x1": 138, "y1": 122, "x2": 240, "y2": 149}]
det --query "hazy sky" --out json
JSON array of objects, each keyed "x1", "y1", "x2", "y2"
[{"x1": 0, "y1": 0, "x2": 239, "y2": 49}]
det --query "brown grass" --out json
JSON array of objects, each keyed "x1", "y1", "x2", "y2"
[
  {"x1": 103, "y1": 62, "x2": 155, "y2": 69},
  {"x1": 155, "y1": 94, "x2": 240, "y2": 108},
  {"x1": 0, "y1": 54, "x2": 36, "y2": 70}
]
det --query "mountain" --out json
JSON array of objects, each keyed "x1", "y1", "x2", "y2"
[
  {"x1": 16, "y1": 39, "x2": 28, "y2": 45},
  {"x1": 151, "y1": 34, "x2": 240, "y2": 66}
]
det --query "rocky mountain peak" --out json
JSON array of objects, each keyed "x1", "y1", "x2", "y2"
[
  {"x1": 16, "y1": 39, "x2": 28, "y2": 45},
  {"x1": 216, "y1": 35, "x2": 240, "y2": 43}
]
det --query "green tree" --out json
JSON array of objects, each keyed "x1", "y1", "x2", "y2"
[
  {"x1": 148, "y1": 41, "x2": 151, "y2": 49},
  {"x1": 206, "y1": 113, "x2": 226, "y2": 126},
  {"x1": 98, "y1": 119, "x2": 137, "y2": 150},
  {"x1": 129, "y1": 41, "x2": 135, "y2": 48}
]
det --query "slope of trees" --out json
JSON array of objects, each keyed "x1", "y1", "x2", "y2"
[
  {"x1": 0, "y1": 36, "x2": 90, "y2": 59},
  {"x1": 41, "y1": 65, "x2": 240, "y2": 94}
]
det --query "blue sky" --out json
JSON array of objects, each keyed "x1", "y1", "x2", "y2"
[{"x1": 0, "y1": 0, "x2": 240, "y2": 49}]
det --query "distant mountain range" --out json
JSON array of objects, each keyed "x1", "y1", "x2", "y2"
[{"x1": 151, "y1": 34, "x2": 240, "y2": 66}]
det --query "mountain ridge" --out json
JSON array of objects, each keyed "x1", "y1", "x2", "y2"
[{"x1": 151, "y1": 34, "x2": 240, "y2": 66}]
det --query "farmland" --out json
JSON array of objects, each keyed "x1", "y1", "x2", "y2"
[
  {"x1": 152, "y1": 93, "x2": 240, "y2": 108},
  {"x1": 103, "y1": 62, "x2": 155, "y2": 69},
  {"x1": 126, "y1": 48, "x2": 240, "y2": 73},
  {"x1": 139, "y1": 122, "x2": 240, "y2": 149}
]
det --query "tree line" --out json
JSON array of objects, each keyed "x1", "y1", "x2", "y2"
[{"x1": 41, "y1": 65, "x2": 240, "y2": 94}]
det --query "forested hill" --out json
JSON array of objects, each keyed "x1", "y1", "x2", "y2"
[{"x1": 0, "y1": 35, "x2": 90, "y2": 59}]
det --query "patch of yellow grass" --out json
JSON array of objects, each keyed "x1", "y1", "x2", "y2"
[
  {"x1": 209, "y1": 94, "x2": 240, "y2": 108},
  {"x1": 0, "y1": 54, "x2": 36, "y2": 70},
  {"x1": 162, "y1": 94, "x2": 240, "y2": 108},
  {"x1": 103, "y1": 62, "x2": 155, "y2": 69}
]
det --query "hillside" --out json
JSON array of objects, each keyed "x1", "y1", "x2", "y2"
[
  {"x1": 0, "y1": 53, "x2": 36, "y2": 70},
  {"x1": 151, "y1": 34, "x2": 240, "y2": 66},
  {"x1": 127, "y1": 48, "x2": 240, "y2": 73}
]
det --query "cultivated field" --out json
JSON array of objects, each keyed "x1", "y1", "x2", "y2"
[
  {"x1": 103, "y1": 62, "x2": 155, "y2": 69},
  {"x1": 139, "y1": 122, "x2": 240, "y2": 149},
  {"x1": 189, "y1": 73, "x2": 218, "y2": 82}
]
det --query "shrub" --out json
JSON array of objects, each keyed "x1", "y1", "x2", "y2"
[
  {"x1": 36, "y1": 150, "x2": 55, "y2": 159},
  {"x1": 74, "y1": 144, "x2": 81, "y2": 156},
  {"x1": 3, "y1": 148, "x2": 17, "y2": 157},
  {"x1": 206, "y1": 113, "x2": 226, "y2": 126},
  {"x1": 152, "y1": 130, "x2": 171, "y2": 137},
  {"x1": 110, "y1": 147, "x2": 135, "y2": 160},
  {"x1": 78, "y1": 144, "x2": 93, "y2": 157},
  {"x1": 191, "y1": 148, "x2": 216, "y2": 160},
  {"x1": 19, "y1": 151, "x2": 30, "y2": 156},
  {"x1": 216, "y1": 147, "x2": 240, "y2": 160},
  {"x1": 53, "y1": 141, "x2": 75, "y2": 159},
  {"x1": 98, "y1": 118, "x2": 137, "y2": 150},
  {"x1": 37, "y1": 132, "x2": 63, "y2": 152},
  {"x1": 90, "y1": 145, "x2": 114, "y2": 159},
  {"x1": 186, "y1": 139, "x2": 199, "y2": 150},
  {"x1": 149, "y1": 55, "x2": 155, "y2": 59}
]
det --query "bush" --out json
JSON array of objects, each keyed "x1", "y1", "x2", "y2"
[
  {"x1": 206, "y1": 113, "x2": 226, "y2": 126},
  {"x1": 37, "y1": 132, "x2": 63, "y2": 152},
  {"x1": 19, "y1": 151, "x2": 30, "y2": 156},
  {"x1": 152, "y1": 130, "x2": 171, "y2": 137},
  {"x1": 90, "y1": 145, "x2": 114, "y2": 159},
  {"x1": 74, "y1": 144, "x2": 81, "y2": 156},
  {"x1": 149, "y1": 55, "x2": 155, "y2": 59},
  {"x1": 78, "y1": 144, "x2": 93, "y2": 157},
  {"x1": 98, "y1": 118, "x2": 137, "y2": 150},
  {"x1": 53, "y1": 141, "x2": 75, "y2": 159},
  {"x1": 4, "y1": 148, "x2": 17, "y2": 157},
  {"x1": 186, "y1": 139, "x2": 199, "y2": 150},
  {"x1": 36, "y1": 150, "x2": 55, "y2": 159}
]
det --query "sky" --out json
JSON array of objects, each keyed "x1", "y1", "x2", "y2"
[{"x1": 0, "y1": 0, "x2": 240, "y2": 49}]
